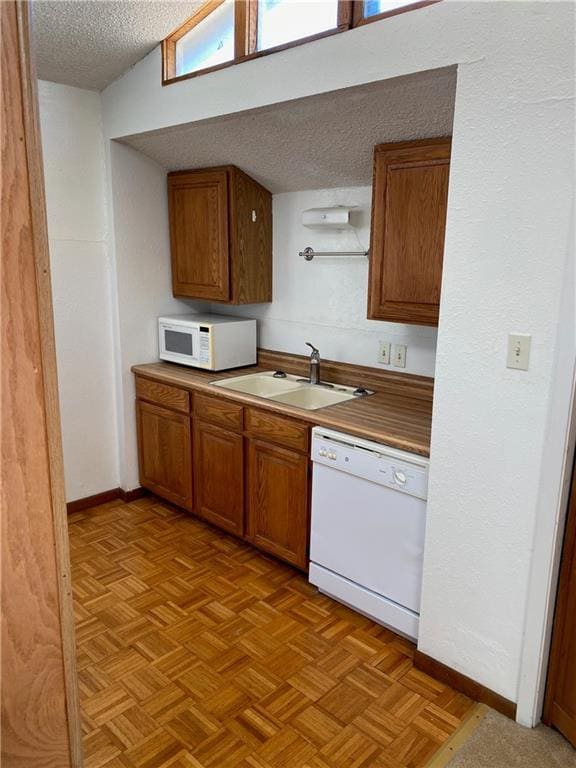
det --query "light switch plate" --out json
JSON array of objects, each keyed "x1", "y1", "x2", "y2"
[
  {"x1": 378, "y1": 341, "x2": 391, "y2": 365},
  {"x1": 507, "y1": 333, "x2": 531, "y2": 370},
  {"x1": 393, "y1": 344, "x2": 407, "y2": 368}
]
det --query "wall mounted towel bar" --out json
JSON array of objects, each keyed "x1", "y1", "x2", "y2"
[{"x1": 299, "y1": 246, "x2": 369, "y2": 261}]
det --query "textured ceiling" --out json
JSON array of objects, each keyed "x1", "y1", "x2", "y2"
[
  {"x1": 120, "y1": 68, "x2": 456, "y2": 192},
  {"x1": 31, "y1": 0, "x2": 203, "y2": 91}
]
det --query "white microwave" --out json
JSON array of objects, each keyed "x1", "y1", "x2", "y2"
[{"x1": 158, "y1": 314, "x2": 257, "y2": 371}]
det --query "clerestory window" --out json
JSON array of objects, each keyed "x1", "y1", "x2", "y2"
[{"x1": 163, "y1": 0, "x2": 441, "y2": 85}]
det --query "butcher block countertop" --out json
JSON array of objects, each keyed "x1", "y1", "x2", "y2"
[{"x1": 132, "y1": 350, "x2": 434, "y2": 457}]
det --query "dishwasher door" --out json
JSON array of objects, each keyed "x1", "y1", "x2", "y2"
[
  {"x1": 310, "y1": 462, "x2": 427, "y2": 613},
  {"x1": 309, "y1": 428, "x2": 428, "y2": 639}
]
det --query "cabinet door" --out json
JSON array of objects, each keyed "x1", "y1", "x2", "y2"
[
  {"x1": 368, "y1": 139, "x2": 451, "y2": 326},
  {"x1": 136, "y1": 400, "x2": 192, "y2": 511},
  {"x1": 168, "y1": 170, "x2": 230, "y2": 301},
  {"x1": 247, "y1": 439, "x2": 309, "y2": 570},
  {"x1": 193, "y1": 420, "x2": 244, "y2": 536}
]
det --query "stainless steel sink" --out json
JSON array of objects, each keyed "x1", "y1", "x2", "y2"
[{"x1": 212, "y1": 371, "x2": 370, "y2": 410}]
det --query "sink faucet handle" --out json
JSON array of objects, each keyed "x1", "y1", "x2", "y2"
[{"x1": 306, "y1": 342, "x2": 319, "y2": 357}]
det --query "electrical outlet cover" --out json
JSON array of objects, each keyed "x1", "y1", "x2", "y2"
[
  {"x1": 379, "y1": 341, "x2": 391, "y2": 365},
  {"x1": 393, "y1": 344, "x2": 407, "y2": 368}
]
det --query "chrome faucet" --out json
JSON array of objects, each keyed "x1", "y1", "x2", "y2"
[
  {"x1": 297, "y1": 343, "x2": 333, "y2": 387},
  {"x1": 306, "y1": 342, "x2": 321, "y2": 385}
]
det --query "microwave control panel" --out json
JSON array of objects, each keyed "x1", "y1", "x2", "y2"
[{"x1": 199, "y1": 327, "x2": 210, "y2": 364}]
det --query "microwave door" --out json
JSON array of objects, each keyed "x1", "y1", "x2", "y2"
[{"x1": 161, "y1": 325, "x2": 200, "y2": 364}]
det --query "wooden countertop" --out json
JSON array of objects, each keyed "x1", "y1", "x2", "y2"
[{"x1": 131, "y1": 358, "x2": 433, "y2": 457}]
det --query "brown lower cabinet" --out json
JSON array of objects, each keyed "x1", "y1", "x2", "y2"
[
  {"x1": 135, "y1": 379, "x2": 310, "y2": 570},
  {"x1": 194, "y1": 419, "x2": 244, "y2": 537},
  {"x1": 136, "y1": 399, "x2": 193, "y2": 511},
  {"x1": 246, "y1": 439, "x2": 310, "y2": 570}
]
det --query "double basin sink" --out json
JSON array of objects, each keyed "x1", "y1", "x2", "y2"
[{"x1": 212, "y1": 371, "x2": 370, "y2": 411}]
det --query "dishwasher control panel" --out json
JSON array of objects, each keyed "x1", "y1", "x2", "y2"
[{"x1": 312, "y1": 427, "x2": 429, "y2": 500}]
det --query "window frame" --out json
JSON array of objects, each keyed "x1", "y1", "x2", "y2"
[
  {"x1": 162, "y1": 0, "x2": 441, "y2": 86},
  {"x1": 351, "y1": 0, "x2": 439, "y2": 27}
]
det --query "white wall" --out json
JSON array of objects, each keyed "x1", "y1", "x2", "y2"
[
  {"x1": 106, "y1": 142, "x2": 206, "y2": 492},
  {"x1": 39, "y1": 81, "x2": 119, "y2": 502},
  {"x1": 419, "y1": 18, "x2": 575, "y2": 709},
  {"x1": 100, "y1": 0, "x2": 576, "y2": 720},
  {"x1": 214, "y1": 188, "x2": 437, "y2": 377}
]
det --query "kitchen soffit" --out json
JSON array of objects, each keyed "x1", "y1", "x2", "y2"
[{"x1": 118, "y1": 66, "x2": 456, "y2": 193}]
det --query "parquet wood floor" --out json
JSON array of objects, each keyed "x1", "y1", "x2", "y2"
[{"x1": 69, "y1": 497, "x2": 474, "y2": 768}]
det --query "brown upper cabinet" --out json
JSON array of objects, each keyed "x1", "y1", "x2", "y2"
[
  {"x1": 168, "y1": 166, "x2": 272, "y2": 304},
  {"x1": 367, "y1": 138, "x2": 451, "y2": 326}
]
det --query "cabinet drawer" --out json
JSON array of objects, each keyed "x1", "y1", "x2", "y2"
[
  {"x1": 135, "y1": 377, "x2": 189, "y2": 413},
  {"x1": 194, "y1": 393, "x2": 243, "y2": 431},
  {"x1": 245, "y1": 408, "x2": 309, "y2": 453}
]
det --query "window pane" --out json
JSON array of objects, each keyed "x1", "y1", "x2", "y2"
[
  {"x1": 176, "y1": 0, "x2": 235, "y2": 76},
  {"x1": 364, "y1": 0, "x2": 421, "y2": 17},
  {"x1": 257, "y1": 0, "x2": 338, "y2": 51}
]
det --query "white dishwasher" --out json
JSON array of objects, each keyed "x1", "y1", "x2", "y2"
[{"x1": 309, "y1": 427, "x2": 429, "y2": 641}]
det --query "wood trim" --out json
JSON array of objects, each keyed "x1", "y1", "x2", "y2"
[
  {"x1": 257, "y1": 349, "x2": 434, "y2": 403},
  {"x1": 2, "y1": 2, "x2": 82, "y2": 763},
  {"x1": 14, "y1": 2, "x2": 83, "y2": 762},
  {"x1": 234, "y1": 0, "x2": 253, "y2": 59},
  {"x1": 246, "y1": 0, "x2": 258, "y2": 54},
  {"x1": 162, "y1": 0, "x2": 228, "y2": 82},
  {"x1": 120, "y1": 487, "x2": 148, "y2": 503},
  {"x1": 234, "y1": 0, "x2": 246, "y2": 59},
  {"x1": 372, "y1": 136, "x2": 452, "y2": 155},
  {"x1": 414, "y1": 651, "x2": 517, "y2": 721},
  {"x1": 337, "y1": 0, "x2": 355, "y2": 28},
  {"x1": 425, "y1": 703, "x2": 488, "y2": 768},
  {"x1": 162, "y1": 26, "x2": 346, "y2": 86},
  {"x1": 169, "y1": 0, "x2": 226, "y2": 43},
  {"x1": 543, "y1": 455, "x2": 576, "y2": 742},
  {"x1": 66, "y1": 487, "x2": 147, "y2": 513},
  {"x1": 351, "y1": 0, "x2": 364, "y2": 27},
  {"x1": 67, "y1": 489, "x2": 123, "y2": 514},
  {"x1": 353, "y1": 0, "x2": 442, "y2": 27},
  {"x1": 162, "y1": 38, "x2": 176, "y2": 82}
]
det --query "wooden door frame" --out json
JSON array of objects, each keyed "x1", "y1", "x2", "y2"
[
  {"x1": 543, "y1": 449, "x2": 576, "y2": 737},
  {"x1": 1, "y1": 1, "x2": 83, "y2": 764}
]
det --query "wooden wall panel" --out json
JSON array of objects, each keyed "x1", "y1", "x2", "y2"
[
  {"x1": 1, "y1": 2, "x2": 81, "y2": 765},
  {"x1": 544, "y1": 459, "x2": 576, "y2": 746}
]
